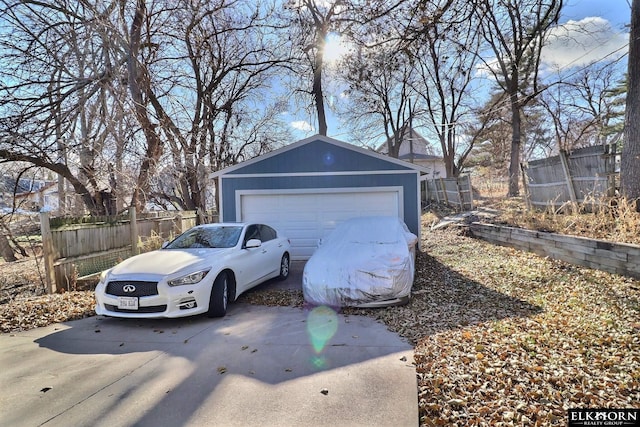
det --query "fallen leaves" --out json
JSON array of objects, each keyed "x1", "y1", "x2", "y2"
[
  {"x1": 1, "y1": 222, "x2": 639, "y2": 427},
  {"x1": 236, "y1": 289, "x2": 303, "y2": 307},
  {"x1": 0, "y1": 291, "x2": 95, "y2": 333},
  {"x1": 410, "y1": 228, "x2": 640, "y2": 426}
]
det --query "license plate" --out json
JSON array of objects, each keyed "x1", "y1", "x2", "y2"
[{"x1": 117, "y1": 296, "x2": 139, "y2": 310}]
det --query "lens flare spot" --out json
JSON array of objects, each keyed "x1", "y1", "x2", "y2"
[
  {"x1": 307, "y1": 305, "x2": 338, "y2": 353},
  {"x1": 311, "y1": 356, "x2": 327, "y2": 369},
  {"x1": 323, "y1": 152, "x2": 335, "y2": 166}
]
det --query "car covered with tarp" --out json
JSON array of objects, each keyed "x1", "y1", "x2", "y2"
[{"x1": 303, "y1": 216, "x2": 418, "y2": 308}]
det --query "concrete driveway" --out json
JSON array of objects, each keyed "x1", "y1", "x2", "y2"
[{"x1": 0, "y1": 262, "x2": 418, "y2": 427}]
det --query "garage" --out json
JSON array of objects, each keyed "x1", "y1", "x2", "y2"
[
  {"x1": 211, "y1": 135, "x2": 425, "y2": 260},
  {"x1": 240, "y1": 189, "x2": 400, "y2": 259}
]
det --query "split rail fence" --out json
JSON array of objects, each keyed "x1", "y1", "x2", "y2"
[{"x1": 39, "y1": 209, "x2": 199, "y2": 293}]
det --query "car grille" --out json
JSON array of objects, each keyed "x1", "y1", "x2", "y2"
[
  {"x1": 104, "y1": 304, "x2": 167, "y2": 314},
  {"x1": 106, "y1": 281, "x2": 158, "y2": 297}
]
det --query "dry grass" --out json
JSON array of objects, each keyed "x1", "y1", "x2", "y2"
[{"x1": 481, "y1": 197, "x2": 640, "y2": 245}]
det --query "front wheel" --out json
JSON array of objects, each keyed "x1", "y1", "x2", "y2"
[
  {"x1": 277, "y1": 253, "x2": 290, "y2": 281},
  {"x1": 207, "y1": 272, "x2": 229, "y2": 318}
]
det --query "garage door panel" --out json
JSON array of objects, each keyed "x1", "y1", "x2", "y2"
[
  {"x1": 240, "y1": 191, "x2": 400, "y2": 260},
  {"x1": 286, "y1": 227, "x2": 318, "y2": 238}
]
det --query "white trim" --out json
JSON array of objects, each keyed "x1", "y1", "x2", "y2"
[
  {"x1": 217, "y1": 176, "x2": 224, "y2": 222},
  {"x1": 416, "y1": 173, "x2": 422, "y2": 248},
  {"x1": 209, "y1": 134, "x2": 430, "y2": 178},
  {"x1": 234, "y1": 186, "x2": 405, "y2": 222},
  {"x1": 221, "y1": 170, "x2": 417, "y2": 179}
]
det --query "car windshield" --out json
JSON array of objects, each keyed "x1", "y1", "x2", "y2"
[{"x1": 165, "y1": 225, "x2": 243, "y2": 249}]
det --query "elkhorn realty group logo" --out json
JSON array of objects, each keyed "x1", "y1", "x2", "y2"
[{"x1": 569, "y1": 409, "x2": 640, "y2": 426}]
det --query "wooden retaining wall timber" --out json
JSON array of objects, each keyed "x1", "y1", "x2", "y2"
[{"x1": 469, "y1": 223, "x2": 640, "y2": 280}]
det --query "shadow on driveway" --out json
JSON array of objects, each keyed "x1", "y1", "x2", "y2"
[
  {"x1": 0, "y1": 258, "x2": 543, "y2": 427},
  {"x1": 0, "y1": 260, "x2": 416, "y2": 427}
]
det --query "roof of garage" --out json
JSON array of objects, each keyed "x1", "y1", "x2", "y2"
[{"x1": 210, "y1": 135, "x2": 430, "y2": 177}]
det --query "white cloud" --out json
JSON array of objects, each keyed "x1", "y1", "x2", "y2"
[
  {"x1": 542, "y1": 17, "x2": 628, "y2": 70},
  {"x1": 290, "y1": 120, "x2": 314, "y2": 132},
  {"x1": 474, "y1": 58, "x2": 500, "y2": 78}
]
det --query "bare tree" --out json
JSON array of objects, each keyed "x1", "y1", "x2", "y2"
[
  {"x1": 341, "y1": 44, "x2": 418, "y2": 157},
  {"x1": 335, "y1": 0, "x2": 457, "y2": 156},
  {"x1": 0, "y1": 0, "x2": 133, "y2": 215},
  {"x1": 285, "y1": 0, "x2": 339, "y2": 136},
  {"x1": 284, "y1": 0, "x2": 407, "y2": 136},
  {"x1": 408, "y1": 0, "x2": 480, "y2": 176},
  {"x1": 0, "y1": 0, "x2": 291, "y2": 216},
  {"x1": 126, "y1": 0, "x2": 290, "y2": 212},
  {"x1": 540, "y1": 61, "x2": 626, "y2": 152},
  {"x1": 621, "y1": 0, "x2": 640, "y2": 209},
  {"x1": 474, "y1": 0, "x2": 562, "y2": 196}
]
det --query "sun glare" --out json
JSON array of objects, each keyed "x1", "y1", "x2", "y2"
[{"x1": 323, "y1": 33, "x2": 349, "y2": 64}]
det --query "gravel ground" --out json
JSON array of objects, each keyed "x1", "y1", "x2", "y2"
[{"x1": 1, "y1": 223, "x2": 639, "y2": 426}]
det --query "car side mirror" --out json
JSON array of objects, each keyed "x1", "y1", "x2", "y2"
[{"x1": 245, "y1": 238, "x2": 262, "y2": 249}]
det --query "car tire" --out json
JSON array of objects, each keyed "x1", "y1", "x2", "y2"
[
  {"x1": 207, "y1": 272, "x2": 229, "y2": 318},
  {"x1": 277, "y1": 253, "x2": 290, "y2": 281}
]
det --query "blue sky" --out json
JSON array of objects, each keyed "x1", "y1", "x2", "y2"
[
  {"x1": 562, "y1": 0, "x2": 630, "y2": 29},
  {"x1": 287, "y1": 1, "x2": 632, "y2": 142}
]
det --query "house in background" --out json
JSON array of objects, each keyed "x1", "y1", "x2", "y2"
[
  {"x1": 0, "y1": 176, "x2": 59, "y2": 212},
  {"x1": 377, "y1": 128, "x2": 446, "y2": 179}
]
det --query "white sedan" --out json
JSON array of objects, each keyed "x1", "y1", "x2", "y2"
[
  {"x1": 95, "y1": 223, "x2": 290, "y2": 318},
  {"x1": 303, "y1": 216, "x2": 418, "y2": 308}
]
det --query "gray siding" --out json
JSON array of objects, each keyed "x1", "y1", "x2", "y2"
[{"x1": 228, "y1": 139, "x2": 412, "y2": 175}]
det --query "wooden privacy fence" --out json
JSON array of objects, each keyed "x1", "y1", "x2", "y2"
[
  {"x1": 422, "y1": 175, "x2": 474, "y2": 211},
  {"x1": 39, "y1": 209, "x2": 199, "y2": 293},
  {"x1": 521, "y1": 144, "x2": 618, "y2": 209}
]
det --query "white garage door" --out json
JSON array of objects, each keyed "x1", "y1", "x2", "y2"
[{"x1": 239, "y1": 190, "x2": 401, "y2": 260}]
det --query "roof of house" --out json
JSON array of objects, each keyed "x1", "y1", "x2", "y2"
[
  {"x1": 0, "y1": 176, "x2": 31, "y2": 194},
  {"x1": 377, "y1": 127, "x2": 442, "y2": 160},
  {"x1": 0, "y1": 176, "x2": 56, "y2": 195},
  {"x1": 398, "y1": 153, "x2": 443, "y2": 161}
]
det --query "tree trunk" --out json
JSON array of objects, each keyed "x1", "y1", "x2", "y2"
[
  {"x1": 313, "y1": 25, "x2": 328, "y2": 136},
  {"x1": 313, "y1": 60, "x2": 327, "y2": 136},
  {"x1": 621, "y1": 0, "x2": 640, "y2": 210},
  {"x1": 507, "y1": 93, "x2": 522, "y2": 197},
  {"x1": 0, "y1": 234, "x2": 17, "y2": 262},
  {"x1": 128, "y1": 0, "x2": 164, "y2": 212}
]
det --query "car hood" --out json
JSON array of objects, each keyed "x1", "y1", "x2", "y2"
[{"x1": 109, "y1": 248, "x2": 228, "y2": 277}]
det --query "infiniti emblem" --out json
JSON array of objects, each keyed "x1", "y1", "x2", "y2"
[{"x1": 123, "y1": 284, "x2": 136, "y2": 293}]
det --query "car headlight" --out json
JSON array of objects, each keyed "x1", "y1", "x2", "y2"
[
  {"x1": 168, "y1": 269, "x2": 211, "y2": 286},
  {"x1": 97, "y1": 270, "x2": 110, "y2": 286}
]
